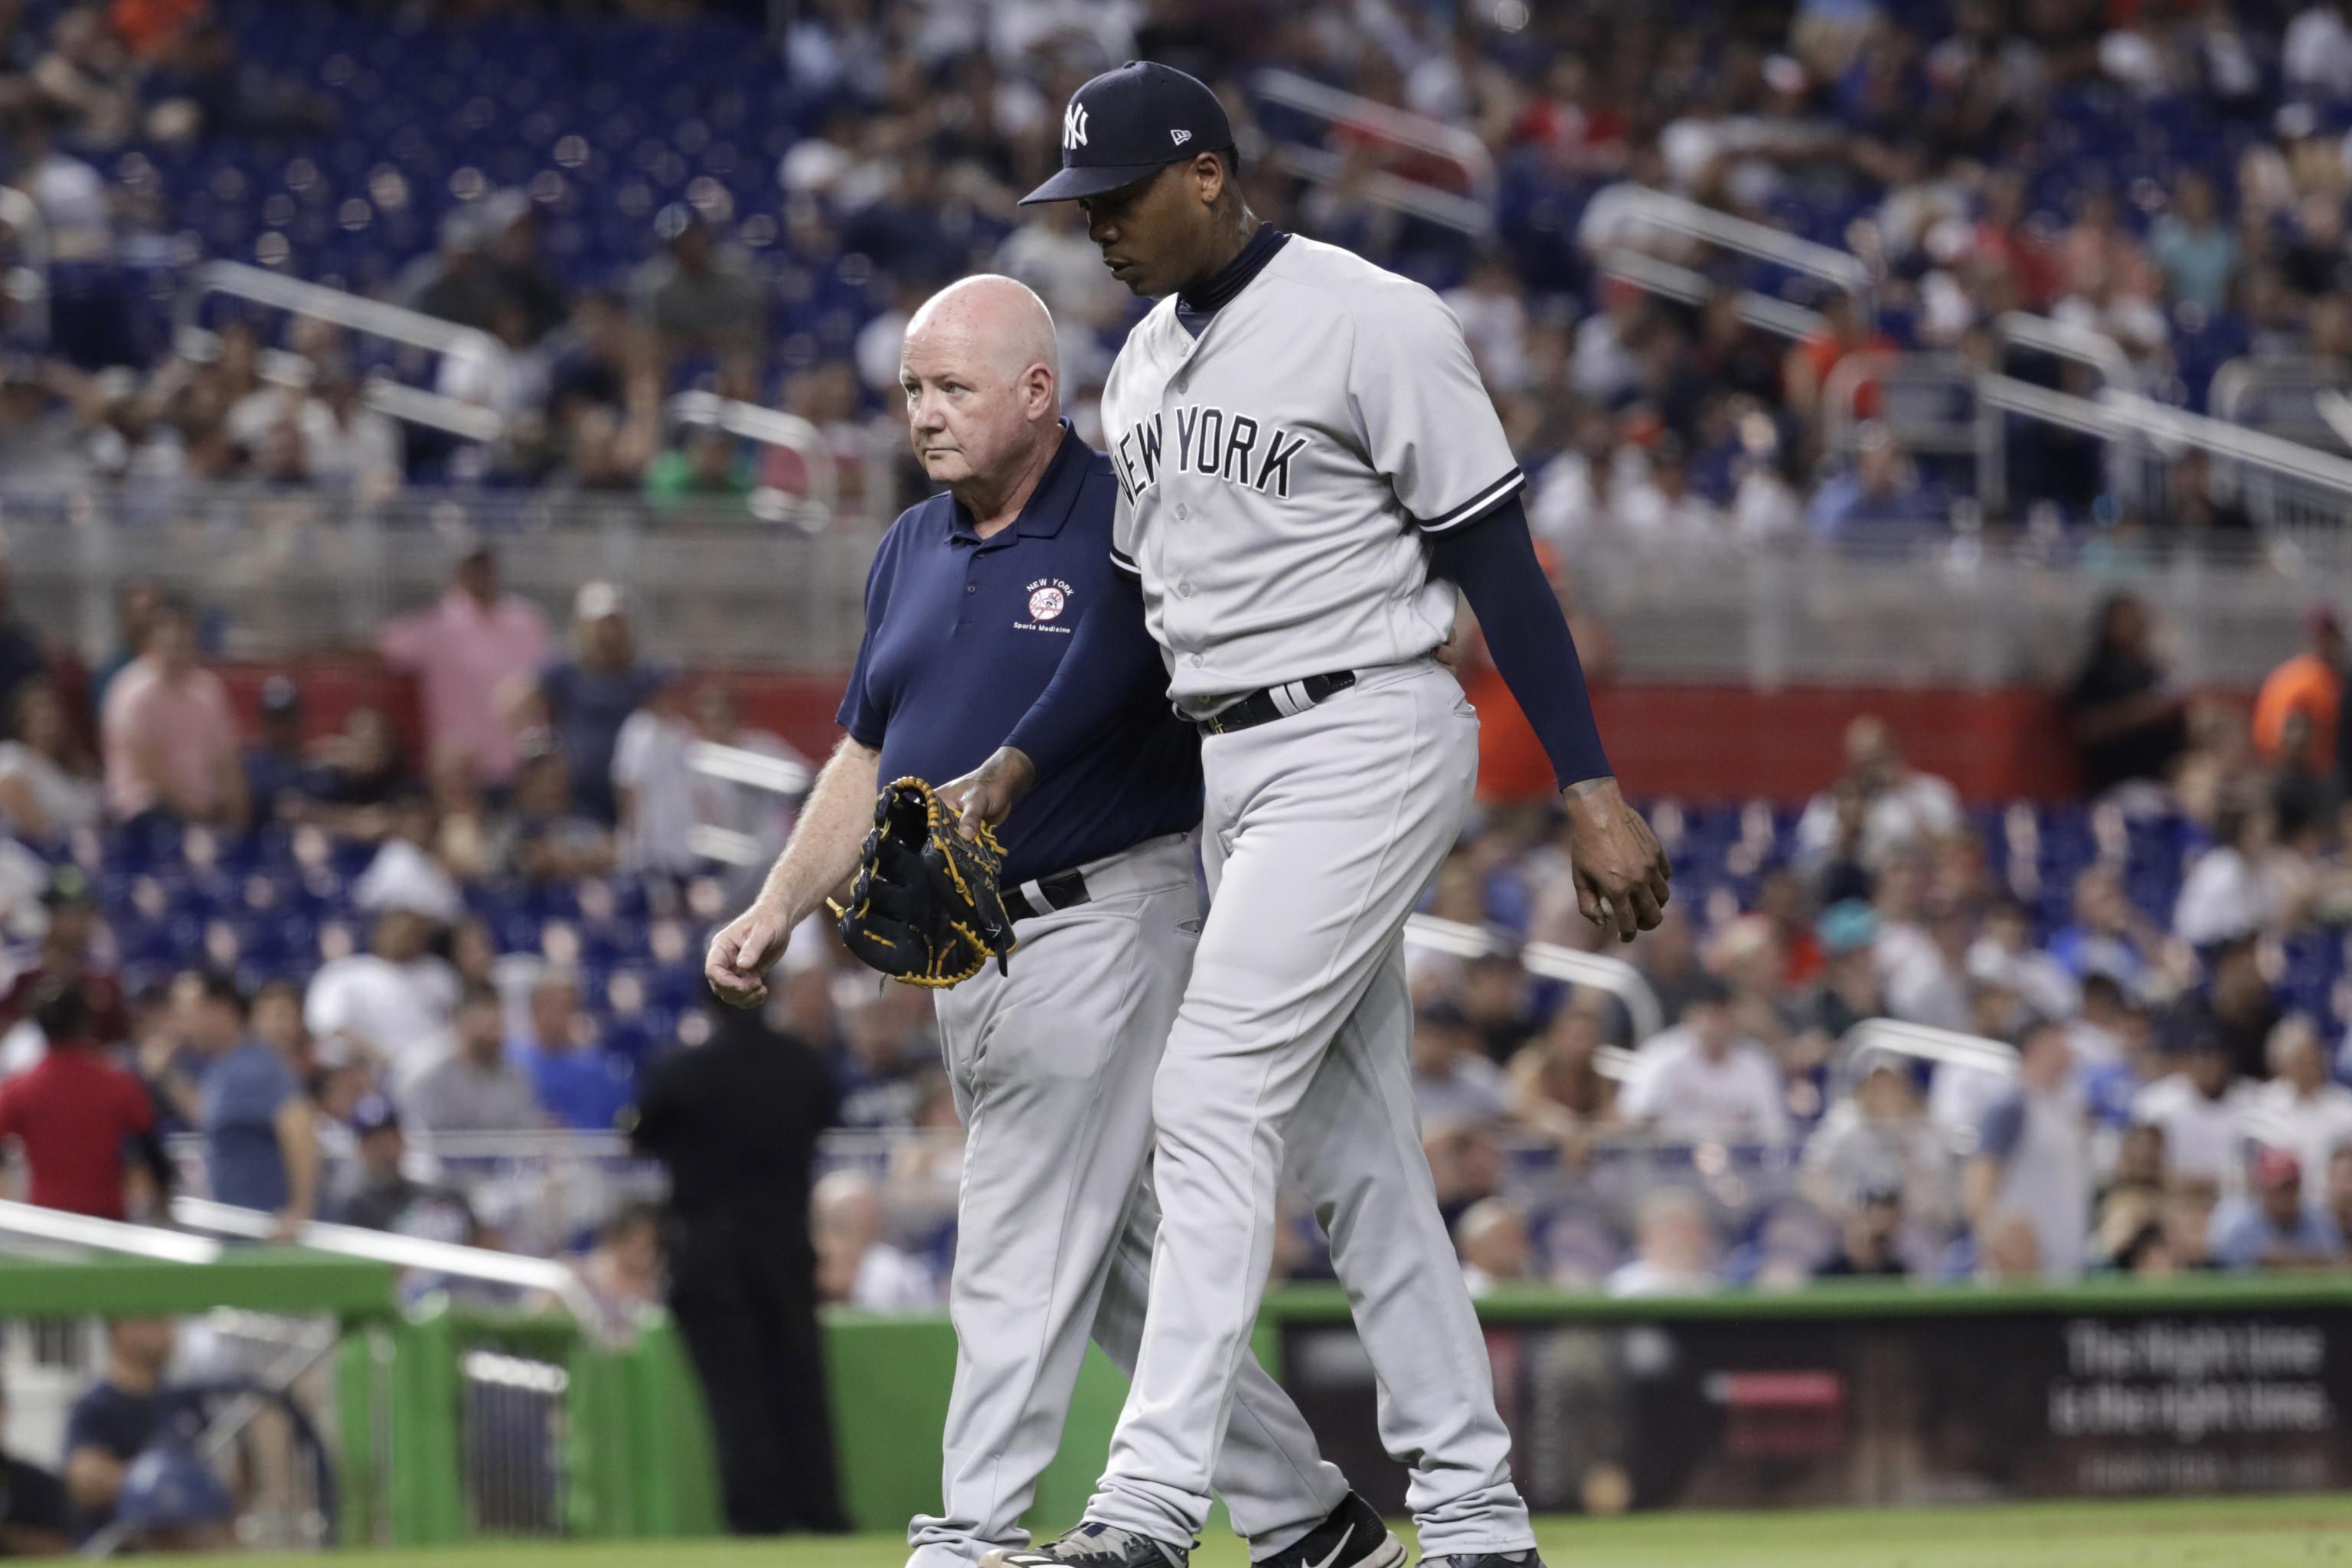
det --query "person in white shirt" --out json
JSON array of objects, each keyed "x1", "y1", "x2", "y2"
[
  {"x1": 1621, "y1": 976, "x2": 1793, "y2": 1146},
  {"x1": 813, "y1": 1170, "x2": 938, "y2": 1312},
  {"x1": 302, "y1": 907, "x2": 460, "y2": 1092},
  {"x1": 1605, "y1": 1187, "x2": 1722, "y2": 1298},
  {"x1": 2132, "y1": 1032, "x2": 2257, "y2": 1189},
  {"x1": 1411, "y1": 1001, "x2": 1510, "y2": 1130},
  {"x1": 2246, "y1": 1015, "x2": 2352, "y2": 1184},
  {"x1": 1453, "y1": 1199, "x2": 1530, "y2": 1298},
  {"x1": 1965, "y1": 1021, "x2": 2092, "y2": 1282},
  {"x1": 2174, "y1": 799, "x2": 2305, "y2": 946},
  {"x1": 1796, "y1": 716, "x2": 1963, "y2": 873}
]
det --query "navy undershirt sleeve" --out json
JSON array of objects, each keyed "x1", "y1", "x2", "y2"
[
  {"x1": 1003, "y1": 568, "x2": 1164, "y2": 779},
  {"x1": 1428, "y1": 495, "x2": 1612, "y2": 790}
]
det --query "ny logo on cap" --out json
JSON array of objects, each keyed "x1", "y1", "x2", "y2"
[
  {"x1": 1171, "y1": 129, "x2": 1192, "y2": 145},
  {"x1": 1063, "y1": 101, "x2": 1089, "y2": 150}
]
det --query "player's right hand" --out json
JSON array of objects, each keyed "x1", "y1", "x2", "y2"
[
  {"x1": 939, "y1": 746, "x2": 1037, "y2": 841},
  {"x1": 1561, "y1": 776, "x2": 1672, "y2": 944},
  {"x1": 705, "y1": 901, "x2": 792, "y2": 1009}
]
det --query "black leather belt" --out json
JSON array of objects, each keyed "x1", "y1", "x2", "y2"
[
  {"x1": 1002, "y1": 869, "x2": 1090, "y2": 923},
  {"x1": 1197, "y1": 671, "x2": 1357, "y2": 736}
]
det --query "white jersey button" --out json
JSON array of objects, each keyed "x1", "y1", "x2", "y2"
[
  {"x1": 1174, "y1": 504, "x2": 1189, "y2": 520},
  {"x1": 1188, "y1": 654, "x2": 1204, "y2": 668},
  {"x1": 1178, "y1": 583, "x2": 1194, "y2": 597}
]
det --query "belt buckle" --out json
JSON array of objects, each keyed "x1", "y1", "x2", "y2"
[{"x1": 1203, "y1": 711, "x2": 1224, "y2": 735}]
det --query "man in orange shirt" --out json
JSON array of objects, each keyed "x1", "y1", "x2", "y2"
[{"x1": 2254, "y1": 605, "x2": 2344, "y2": 773}]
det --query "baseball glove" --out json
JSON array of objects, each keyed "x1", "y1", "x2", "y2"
[{"x1": 830, "y1": 776, "x2": 1017, "y2": 989}]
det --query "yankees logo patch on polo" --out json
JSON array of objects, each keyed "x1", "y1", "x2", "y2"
[{"x1": 1017, "y1": 578, "x2": 1075, "y2": 633}]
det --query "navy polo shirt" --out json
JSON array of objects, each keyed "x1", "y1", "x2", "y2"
[{"x1": 838, "y1": 423, "x2": 1200, "y2": 887}]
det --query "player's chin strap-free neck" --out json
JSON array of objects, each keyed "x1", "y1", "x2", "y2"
[{"x1": 1176, "y1": 222, "x2": 1290, "y2": 322}]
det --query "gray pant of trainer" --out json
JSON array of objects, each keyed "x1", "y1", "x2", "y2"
[
  {"x1": 909, "y1": 834, "x2": 1348, "y2": 1568},
  {"x1": 1088, "y1": 662, "x2": 1535, "y2": 1557}
]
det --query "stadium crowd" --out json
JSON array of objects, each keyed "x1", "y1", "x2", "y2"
[{"x1": 0, "y1": 0, "x2": 2346, "y2": 536}]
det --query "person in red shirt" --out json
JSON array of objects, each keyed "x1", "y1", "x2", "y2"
[{"x1": 0, "y1": 984, "x2": 171, "y2": 1221}]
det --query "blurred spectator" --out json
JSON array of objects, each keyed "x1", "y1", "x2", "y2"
[
  {"x1": 511, "y1": 966, "x2": 632, "y2": 1132},
  {"x1": 0, "y1": 1376, "x2": 69, "y2": 1555},
  {"x1": 0, "y1": 865, "x2": 130, "y2": 1047},
  {"x1": 2248, "y1": 1015, "x2": 2352, "y2": 1182},
  {"x1": 333, "y1": 1094, "x2": 479, "y2": 1245},
  {"x1": 99, "y1": 599, "x2": 244, "y2": 831},
  {"x1": 631, "y1": 1005, "x2": 849, "y2": 1534},
  {"x1": 191, "y1": 971, "x2": 315, "y2": 1236},
  {"x1": 87, "y1": 579, "x2": 161, "y2": 724},
  {"x1": 566, "y1": 1199, "x2": 665, "y2": 1341},
  {"x1": 2064, "y1": 594, "x2": 2189, "y2": 799},
  {"x1": 1459, "y1": 951, "x2": 1537, "y2": 1061},
  {"x1": 2209, "y1": 936, "x2": 2288, "y2": 1081},
  {"x1": 351, "y1": 797, "x2": 465, "y2": 926},
  {"x1": 1621, "y1": 975, "x2": 1793, "y2": 1145},
  {"x1": 305, "y1": 704, "x2": 407, "y2": 814},
  {"x1": 1606, "y1": 1188, "x2": 1720, "y2": 1298},
  {"x1": 1454, "y1": 1198, "x2": 1530, "y2": 1295},
  {"x1": 2252, "y1": 608, "x2": 2345, "y2": 776},
  {"x1": 241, "y1": 677, "x2": 318, "y2": 827},
  {"x1": 0, "y1": 982, "x2": 167, "y2": 1220},
  {"x1": 62, "y1": 1318, "x2": 200, "y2": 1537},
  {"x1": 524, "y1": 581, "x2": 666, "y2": 825},
  {"x1": 378, "y1": 543, "x2": 553, "y2": 795},
  {"x1": 612, "y1": 678, "x2": 700, "y2": 876},
  {"x1": 1410, "y1": 1001, "x2": 1508, "y2": 1127},
  {"x1": 1797, "y1": 717, "x2": 1961, "y2": 874},
  {"x1": 1806, "y1": 424, "x2": 1936, "y2": 541},
  {"x1": 110, "y1": 1446, "x2": 234, "y2": 1553},
  {"x1": 2047, "y1": 864, "x2": 2157, "y2": 988},
  {"x1": 1965, "y1": 1021, "x2": 2090, "y2": 1282},
  {"x1": 1967, "y1": 895, "x2": 2078, "y2": 1022},
  {"x1": 2208, "y1": 1148, "x2": 2339, "y2": 1269},
  {"x1": 303, "y1": 907, "x2": 458, "y2": 1089},
  {"x1": 489, "y1": 738, "x2": 617, "y2": 882},
  {"x1": 1805, "y1": 900, "x2": 1886, "y2": 1041},
  {"x1": 812, "y1": 1168, "x2": 936, "y2": 1310},
  {"x1": 1505, "y1": 988, "x2": 1618, "y2": 1148},
  {"x1": 632, "y1": 210, "x2": 769, "y2": 358},
  {"x1": 401, "y1": 211, "x2": 502, "y2": 331},
  {"x1": 686, "y1": 683, "x2": 802, "y2": 844},
  {"x1": 2318, "y1": 1144, "x2": 2352, "y2": 1253},
  {"x1": 2148, "y1": 171, "x2": 2240, "y2": 315},
  {"x1": 1815, "y1": 1181, "x2": 1909, "y2": 1279},
  {"x1": 1802, "y1": 1049, "x2": 1958, "y2": 1240},
  {"x1": 2175, "y1": 797, "x2": 2302, "y2": 946},
  {"x1": 2132, "y1": 1030, "x2": 2255, "y2": 1189},
  {"x1": 0, "y1": 678, "x2": 96, "y2": 840},
  {"x1": 407, "y1": 981, "x2": 538, "y2": 1135}
]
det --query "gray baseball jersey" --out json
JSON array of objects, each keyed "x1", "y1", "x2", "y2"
[{"x1": 1099, "y1": 236, "x2": 1525, "y2": 712}]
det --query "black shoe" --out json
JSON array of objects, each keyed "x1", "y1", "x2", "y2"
[
  {"x1": 1255, "y1": 1493, "x2": 1405, "y2": 1568},
  {"x1": 1421, "y1": 1553, "x2": 1545, "y2": 1568},
  {"x1": 982, "y1": 1524, "x2": 1191, "y2": 1568}
]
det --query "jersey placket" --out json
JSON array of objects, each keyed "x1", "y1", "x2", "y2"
[{"x1": 1155, "y1": 311, "x2": 1227, "y2": 684}]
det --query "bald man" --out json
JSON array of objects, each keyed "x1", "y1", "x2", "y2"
[{"x1": 707, "y1": 277, "x2": 1395, "y2": 1568}]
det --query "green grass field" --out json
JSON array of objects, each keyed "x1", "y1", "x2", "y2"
[{"x1": 181, "y1": 1498, "x2": 2352, "y2": 1568}]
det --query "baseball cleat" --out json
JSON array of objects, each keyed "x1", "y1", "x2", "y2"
[
  {"x1": 1254, "y1": 1492, "x2": 1405, "y2": 1568},
  {"x1": 1419, "y1": 1552, "x2": 1545, "y2": 1568},
  {"x1": 982, "y1": 1524, "x2": 1191, "y2": 1568}
]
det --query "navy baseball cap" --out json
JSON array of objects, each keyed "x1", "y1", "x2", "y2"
[{"x1": 1020, "y1": 61, "x2": 1234, "y2": 206}]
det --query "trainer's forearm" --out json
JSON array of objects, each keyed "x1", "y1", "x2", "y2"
[{"x1": 753, "y1": 734, "x2": 882, "y2": 923}]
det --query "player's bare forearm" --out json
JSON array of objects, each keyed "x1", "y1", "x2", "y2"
[{"x1": 753, "y1": 734, "x2": 883, "y2": 926}]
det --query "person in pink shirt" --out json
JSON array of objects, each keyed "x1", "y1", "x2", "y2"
[
  {"x1": 100, "y1": 601, "x2": 248, "y2": 830},
  {"x1": 379, "y1": 542, "x2": 551, "y2": 793}
]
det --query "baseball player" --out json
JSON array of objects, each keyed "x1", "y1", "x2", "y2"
[
  {"x1": 949, "y1": 64, "x2": 1672, "y2": 1568},
  {"x1": 704, "y1": 276, "x2": 1400, "y2": 1568}
]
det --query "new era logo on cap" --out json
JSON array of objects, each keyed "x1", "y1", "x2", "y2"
[{"x1": 1021, "y1": 60, "x2": 1235, "y2": 206}]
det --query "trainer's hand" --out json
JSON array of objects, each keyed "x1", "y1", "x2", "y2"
[
  {"x1": 939, "y1": 746, "x2": 1037, "y2": 841},
  {"x1": 706, "y1": 900, "x2": 793, "y2": 1009},
  {"x1": 1561, "y1": 777, "x2": 1671, "y2": 944}
]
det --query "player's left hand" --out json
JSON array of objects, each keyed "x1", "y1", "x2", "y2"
[
  {"x1": 1560, "y1": 776, "x2": 1671, "y2": 943},
  {"x1": 939, "y1": 746, "x2": 1038, "y2": 841}
]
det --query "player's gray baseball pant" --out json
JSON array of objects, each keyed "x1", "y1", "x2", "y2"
[
  {"x1": 909, "y1": 833, "x2": 1349, "y2": 1568},
  {"x1": 1087, "y1": 662, "x2": 1535, "y2": 1557}
]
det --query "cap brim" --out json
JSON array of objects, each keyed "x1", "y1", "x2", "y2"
[{"x1": 1018, "y1": 161, "x2": 1171, "y2": 205}]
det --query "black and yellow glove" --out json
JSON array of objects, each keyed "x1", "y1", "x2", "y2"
[{"x1": 831, "y1": 777, "x2": 1017, "y2": 989}]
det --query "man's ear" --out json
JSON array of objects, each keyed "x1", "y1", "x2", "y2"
[
  {"x1": 1191, "y1": 151, "x2": 1227, "y2": 207},
  {"x1": 1026, "y1": 361, "x2": 1058, "y2": 420}
]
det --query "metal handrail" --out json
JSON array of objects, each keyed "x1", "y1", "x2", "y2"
[
  {"x1": 2210, "y1": 355, "x2": 2351, "y2": 440},
  {"x1": 1844, "y1": 1019, "x2": 2019, "y2": 1076},
  {"x1": 1993, "y1": 311, "x2": 2137, "y2": 396},
  {"x1": 178, "y1": 259, "x2": 503, "y2": 359},
  {"x1": 1595, "y1": 248, "x2": 1826, "y2": 340},
  {"x1": 1402, "y1": 913, "x2": 1664, "y2": 1043},
  {"x1": 0, "y1": 1198, "x2": 224, "y2": 1263},
  {"x1": 1248, "y1": 68, "x2": 1497, "y2": 237},
  {"x1": 664, "y1": 390, "x2": 837, "y2": 524},
  {"x1": 0, "y1": 187, "x2": 51, "y2": 343},
  {"x1": 1578, "y1": 185, "x2": 1870, "y2": 306},
  {"x1": 173, "y1": 328, "x2": 505, "y2": 442},
  {"x1": 172, "y1": 1196, "x2": 607, "y2": 1333}
]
